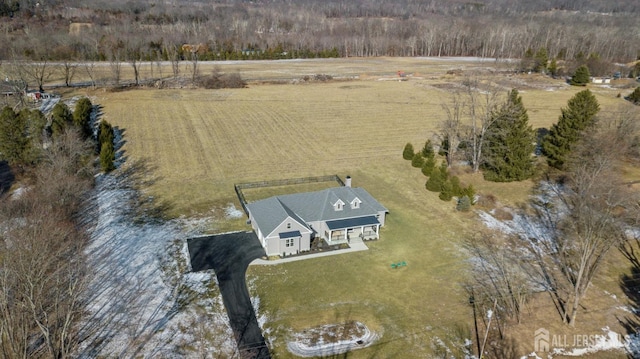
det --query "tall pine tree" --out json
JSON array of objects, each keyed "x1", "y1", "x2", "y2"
[
  {"x1": 73, "y1": 97, "x2": 93, "y2": 139},
  {"x1": 542, "y1": 89, "x2": 600, "y2": 169},
  {"x1": 482, "y1": 89, "x2": 536, "y2": 182},
  {"x1": 0, "y1": 107, "x2": 45, "y2": 167}
]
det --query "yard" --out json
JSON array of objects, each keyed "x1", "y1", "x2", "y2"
[{"x1": 84, "y1": 58, "x2": 636, "y2": 357}]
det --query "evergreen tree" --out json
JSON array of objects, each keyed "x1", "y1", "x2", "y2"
[
  {"x1": 461, "y1": 184, "x2": 476, "y2": 201},
  {"x1": 73, "y1": 97, "x2": 93, "y2": 139},
  {"x1": 542, "y1": 89, "x2": 600, "y2": 169},
  {"x1": 99, "y1": 141, "x2": 116, "y2": 173},
  {"x1": 98, "y1": 120, "x2": 113, "y2": 142},
  {"x1": 534, "y1": 47, "x2": 548, "y2": 73},
  {"x1": 51, "y1": 102, "x2": 73, "y2": 137},
  {"x1": 411, "y1": 153, "x2": 424, "y2": 168},
  {"x1": 403, "y1": 142, "x2": 415, "y2": 160},
  {"x1": 439, "y1": 180, "x2": 453, "y2": 201},
  {"x1": 421, "y1": 140, "x2": 435, "y2": 158},
  {"x1": 425, "y1": 165, "x2": 444, "y2": 192},
  {"x1": 482, "y1": 89, "x2": 536, "y2": 182},
  {"x1": 626, "y1": 86, "x2": 640, "y2": 105},
  {"x1": 421, "y1": 156, "x2": 436, "y2": 176},
  {"x1": 548, "y1": 58, "x2": 558, "y2": 77},
  {"x1": 570, "y1": 65, "x2": 590, "y2": 86},
  {"x1": 0, "y1": 107, "x2": 44, "y2": 167}
]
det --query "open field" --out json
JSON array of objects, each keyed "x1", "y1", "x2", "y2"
[{"x1": 80, "y1": 58, "x2": 638, "y2": 357}]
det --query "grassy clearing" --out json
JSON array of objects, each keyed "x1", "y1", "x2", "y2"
[{"x1": 86, "y1": 58, "x2": 638, "y2": 357}]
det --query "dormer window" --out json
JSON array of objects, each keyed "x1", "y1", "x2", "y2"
[
  {"x1": 287, "y1": 223, "x2": 291, "y2": 229},
  {"x1": 351, "y1": 197, "x2": 361, "y2": 209},
  {"x1": 334, "y1": 199, "x2": 345, "y2": 211}
]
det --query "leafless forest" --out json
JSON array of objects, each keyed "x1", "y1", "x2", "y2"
[{"x1": 1, "y1": 0, "x2": 639, "y2": 67}]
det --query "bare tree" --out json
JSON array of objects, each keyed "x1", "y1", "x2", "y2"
[
  {"x1": 439, "y1": 93, "x2": 463, "y2": 167},
  {"x1": 166, "y1": 44, "x2": 180, "y2": 80},
  {"x1": 0, "y1": 130, "x2": 93, "y2": 358},
  {"x1": 84, "y1": 60, "x2": 97, "y2": 89},
  {"x1": 60, "y1": 60, "x2": 77, "y2": 88},
  {"x1": 438, "y1": 79, "x2": 501, "y2": 169},
  {"x1": 464, "y1": 231, "x2": 531, "y2": 325},
  {"x1": 462, "y1": 79, "x2": 501, "y2": 172},
  {"x1": 518, "y1": 124, "x2": 639, "y2": 326},
  {"x1": 127, "y1": 40, "x2": 143, "y2": 86}
]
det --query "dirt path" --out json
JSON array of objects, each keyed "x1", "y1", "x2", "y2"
[{"x1": 188, "y1": 232, "x2": 270, "y2": 359}]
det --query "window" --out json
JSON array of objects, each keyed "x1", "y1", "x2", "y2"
[
  {"x1": 334, "y1": 199, "x2": 344, "y2": 211},
  {"x1": 351, "y1": 198, "x2": 361, "y2": 209},
  {"x1": 287, "y1": 223, "x2": 291, "y2": 229},
  {"x1": 285, "y1": 238, "x2": 295, "y2": 247}
]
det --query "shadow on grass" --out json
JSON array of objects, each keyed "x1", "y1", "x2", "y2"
[
  {"x1": 618, "y1": 238, "x2": 640, "y2": 358},
  {"x1": 0, "y1": 160, "x2": 15, "y2": 194}
]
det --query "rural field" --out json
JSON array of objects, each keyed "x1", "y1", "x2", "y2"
[{"x1": 82, "y1": 57, "x2": 637, "y2": 357}]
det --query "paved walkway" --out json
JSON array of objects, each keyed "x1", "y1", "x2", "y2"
[{"x1": 250, "y1": 238, "x2": 369, "y2": 265}]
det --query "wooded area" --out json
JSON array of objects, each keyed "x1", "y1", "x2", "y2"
[{"x1": 0, "y1": 0, "x2": 638, "y2": 67}]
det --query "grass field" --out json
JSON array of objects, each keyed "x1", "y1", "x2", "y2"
[{"x1": 80, "y1": 58, "x2": 638, "y2": 357}]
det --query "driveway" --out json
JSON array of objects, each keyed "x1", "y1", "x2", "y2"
[{"x1": 188, "y1": 231, "x2": 270, "y2": 359}]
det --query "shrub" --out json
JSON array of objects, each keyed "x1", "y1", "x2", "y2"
[
  {"x1": 403, "y1": 142, "x2": 415, "y2": 160},
  {"x1": 456, "y1": 196, "x2": 471, "y2": 211},
  {"x1": 198, "y1": 70, "x2": 247, "y2": 89}
]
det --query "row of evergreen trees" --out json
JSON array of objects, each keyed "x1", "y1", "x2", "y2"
[
  {"x1": 403, "y1": 88, "x2": 602, "y2": 206},
  {"x1": 403, "y1": 140, "x2": 476, "y2": 211},
  {"x1": 0, "y1": 97, "x2": 117, "y2": 174}
]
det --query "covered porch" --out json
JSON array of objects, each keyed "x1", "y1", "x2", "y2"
[{"x1": 326, "y1": 216, "x2": 381, "y2": 243}]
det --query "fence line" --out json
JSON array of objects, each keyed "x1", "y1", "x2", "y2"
[{"x1": 234, "y1": 175, "x2": 345, "y2": 215}]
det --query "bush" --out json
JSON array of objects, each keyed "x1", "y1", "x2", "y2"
[
  {"x1": 198, "y1": 70, "x2": 247, "y2": 89},
  {"x1": 403, "y1": 142, "x2": 415, "y2": 160},
  {"x1": 411, "y1": 153, "x2": 424, "y2": 168}
]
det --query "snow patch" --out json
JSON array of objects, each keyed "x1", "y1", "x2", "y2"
[
  {"x1": 287, "y1": 321, "x2": 379, "y2": 357},
  {"x1": 224, "y1": 203, "x2": 244, "y2": 219},
  {"x1": 78, "y1": 174, "x2": 234, "y2": 357}
]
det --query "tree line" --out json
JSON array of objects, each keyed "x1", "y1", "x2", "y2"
[{"x1": 0, "y1": 0, "x2": 638, "y2": 67}]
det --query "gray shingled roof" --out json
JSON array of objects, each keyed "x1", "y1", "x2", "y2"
[
  {"x1": 246, "y1": 186, "x2": 388, "y2": 237},
  {"x1": 246, "y1": 197, "x2": 309, "y2": 238}
]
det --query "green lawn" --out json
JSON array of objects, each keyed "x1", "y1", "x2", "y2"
[{"x1": 248, "y1": 163, "x2": 479, "y2": 357}]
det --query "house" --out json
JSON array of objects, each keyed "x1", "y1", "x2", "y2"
[{"x1": 246, "y1": 177, "x2": 388, "y2": 257}]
